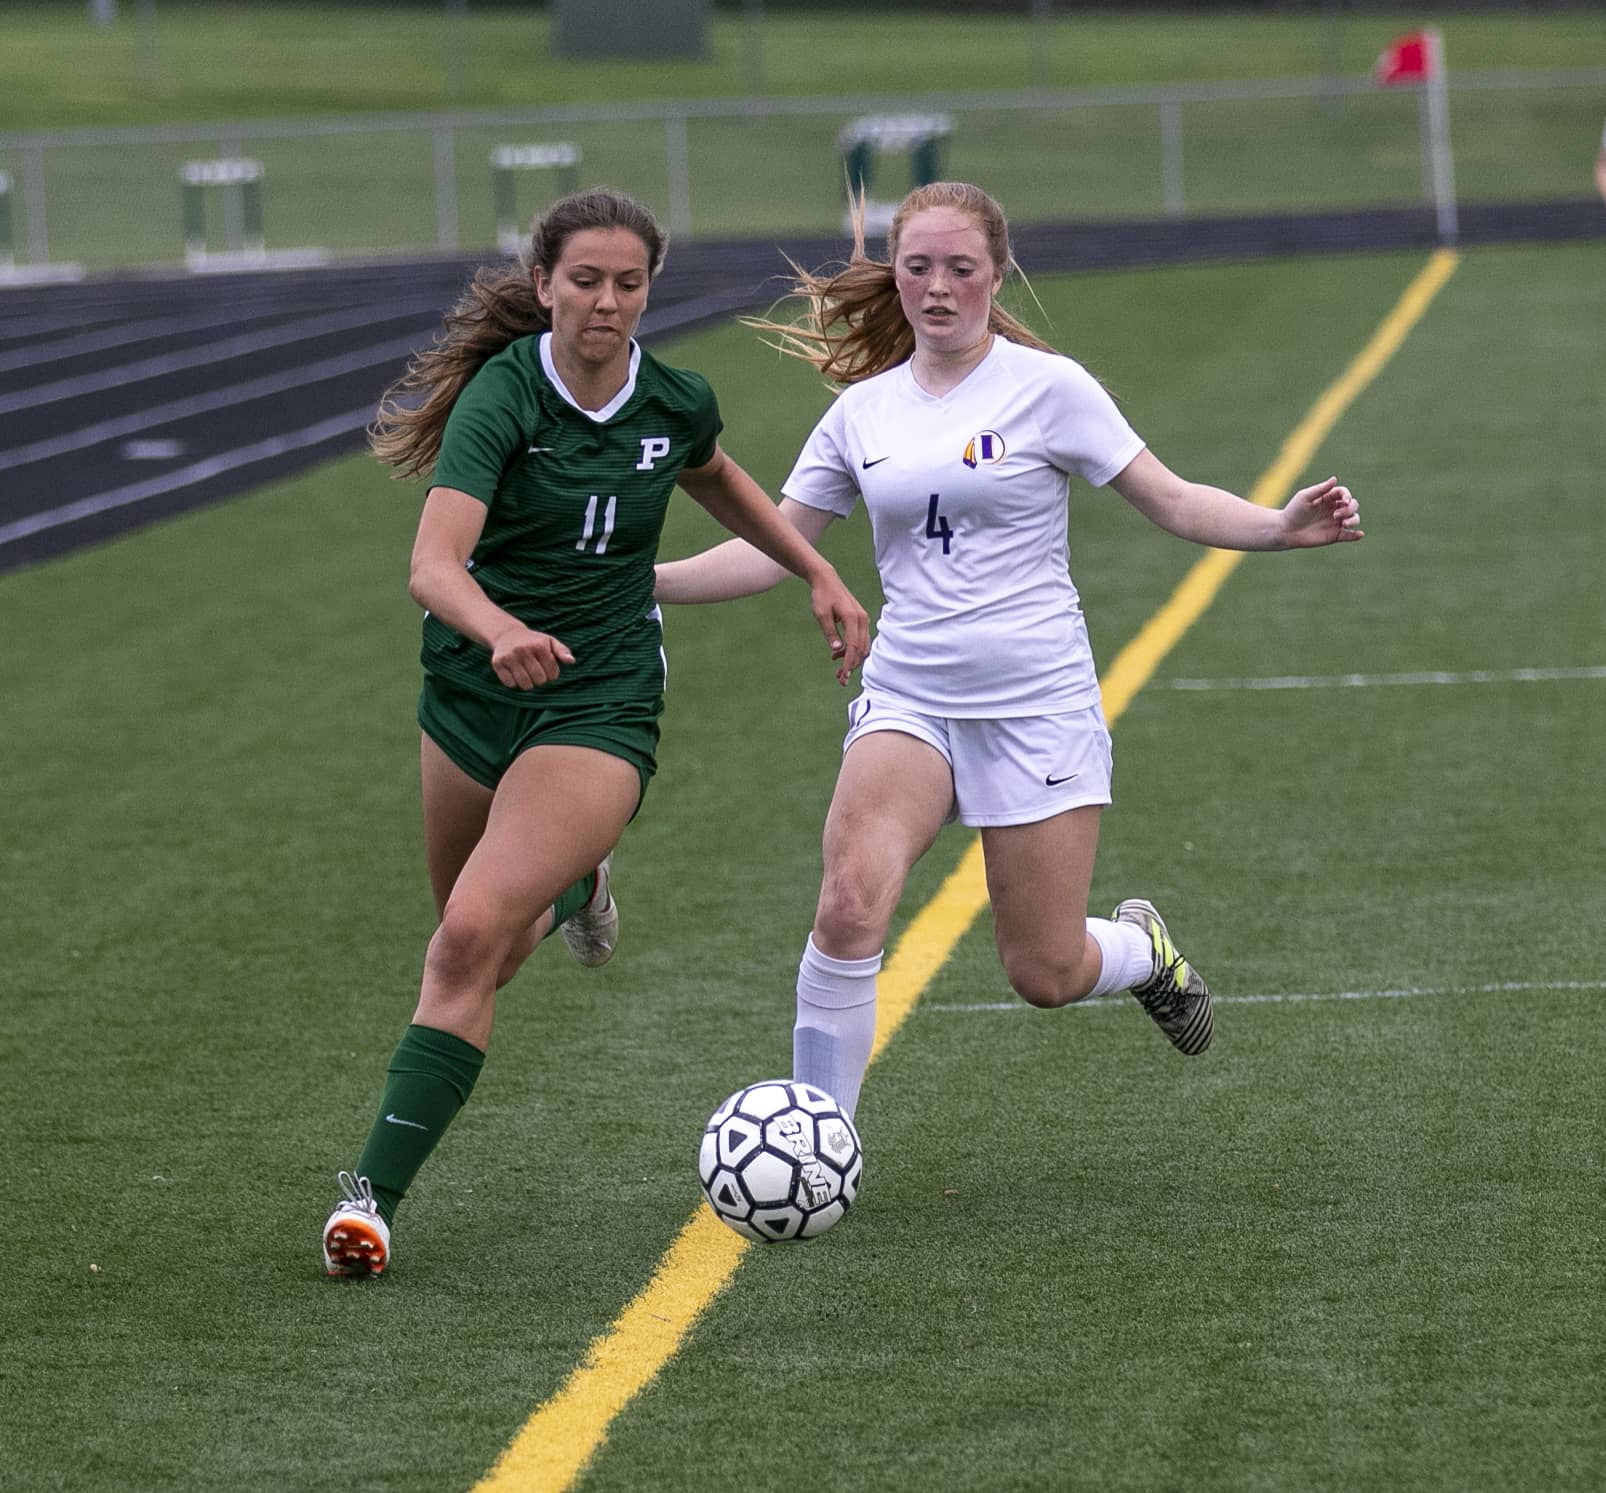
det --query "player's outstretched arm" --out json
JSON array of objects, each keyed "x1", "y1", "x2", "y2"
[
  {"x1": 670, "y1": 448, "x2": 869, "y2": 680},
  {"x1": 1110, "y1": 449, "x2": 1362, "y2": 551}
]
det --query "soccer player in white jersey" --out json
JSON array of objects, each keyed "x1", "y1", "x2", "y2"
[{"x1": 655, "y1": 181, "x2": 1362, "y2": 1121}]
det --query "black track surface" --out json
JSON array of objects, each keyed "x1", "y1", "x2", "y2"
[{"x1": 3, "y1": 198, "x2": 1601, "y2": 575}]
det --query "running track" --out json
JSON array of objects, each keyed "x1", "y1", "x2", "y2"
[{"x1": 2, "y1": 199, "x2": 1601, "y2": 575}]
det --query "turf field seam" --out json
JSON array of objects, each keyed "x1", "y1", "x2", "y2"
[
  {"x1": 927, "y1": 979, "x2": 1606, "y2": 1013},
  {"x1": 468, "y1": 247, "x2": 1461, "y2": 1493}
]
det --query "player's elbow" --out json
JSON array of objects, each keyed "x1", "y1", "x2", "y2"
[{"x1": 408, "y1": 552, "x2": 454, "y2": 611}]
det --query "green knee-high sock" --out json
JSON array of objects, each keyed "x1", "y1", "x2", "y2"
[
  {"x1": 547, "y1": 868, "x2": 598, "y2": 936},
  {"x1": 354, "y1": 1023, "x2": 485, "y2": 1227}
]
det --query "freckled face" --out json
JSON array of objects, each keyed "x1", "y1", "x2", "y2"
[
  {"x1": 533, "y1": 227, "x2": 653, "y2": 370},
  {"x1": 893, "y1": 207, "x2": 1004, "y2": 355}
]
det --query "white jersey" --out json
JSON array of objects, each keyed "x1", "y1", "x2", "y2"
[{"x1": 782, "y1": 336, "x2": 1145, "y2": 717}]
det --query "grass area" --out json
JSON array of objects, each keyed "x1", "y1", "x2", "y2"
[
  {"x1": 4, "y1": 241, "x2": 1605, "y2": 1491},
  {"x1": 4, "y1": 4, "x2": 1603, "y2": 128},
  {"x1": 1, "y1": 4, "x2": 1602, "y2": 268}
]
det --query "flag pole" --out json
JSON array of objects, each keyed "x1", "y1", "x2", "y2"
[{"x1": 1424, "y1": 26, "x2": 1458, "y2": 243}]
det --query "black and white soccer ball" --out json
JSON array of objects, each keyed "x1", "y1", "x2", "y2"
[{"x1": 698, "y1": 1079, "x2": 863, "y2": 1242}]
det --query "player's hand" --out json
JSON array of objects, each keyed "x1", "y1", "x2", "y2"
[
  {"x1": 808, "y1": 569, "x2": 870, "y2": 686},
  {"x1": 489, "y1": 623, "x2": 575, "y2": 689},
  {"x1": 1282, "y1": 476, "x2": 1363, "y2": 547}
]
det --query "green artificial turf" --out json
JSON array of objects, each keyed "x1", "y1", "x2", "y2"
[{"x1": 3, "y1": 242, "x2": 1603, "y2": 1491}]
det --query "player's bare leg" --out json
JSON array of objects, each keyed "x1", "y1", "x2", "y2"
[
  {"x1": 415, "y1": 743, "x2": 638, "y2": 1049},
  {"x1": 981, "y1": 805, "x2": 1104, "y2": 1006},
  {"x1": 420, "y1": 734, "x2": 552, "y2": 990},
  {"x1": 984, "y1": 807, "x2": 1211, "y2": 1050},
  {"x1": 796, "y1": 731, "x2": 953, "y2": 1119},
  {"x1": 322, "y1": 744, "x2": 638, "y2": 1275}
]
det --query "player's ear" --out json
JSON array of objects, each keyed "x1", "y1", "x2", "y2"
[{"x1": 532, "y1": 266, "x2": 554, "y2": 311}]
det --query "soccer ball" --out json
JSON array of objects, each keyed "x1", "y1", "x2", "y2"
[{"x1": 698, "y1": 1079, "x2": 862, "y2": 1242}]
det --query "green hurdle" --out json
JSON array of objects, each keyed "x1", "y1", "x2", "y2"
[
  {"x1": 180, "y1": 157, "x2": 264, "y2": 267},
  {"x1": 491, "y1": 142, "x2": 581, "y2": 253},
  {"x1": 836, "y1": 113, "x2": 954, "y2": 232},
  {"x1": 0, "y1": 171, "x2": 12, "y2": 270}
]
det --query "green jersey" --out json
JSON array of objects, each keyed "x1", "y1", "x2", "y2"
[{"x1": 425, "y1": 333, "x2": 722, "y2": 705}]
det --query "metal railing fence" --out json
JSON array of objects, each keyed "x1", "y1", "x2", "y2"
[{"x1": 1, "y1": 67, "x2": 1602, "y2": 274}]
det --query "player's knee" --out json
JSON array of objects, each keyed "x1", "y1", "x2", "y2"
[
  {"x1": 1004, "y1": 951, "x2": 1086, "y2": 1010},
  {"x1": 815, "y1": 867, "x2": 894, "y2": 950},
  {"x1": 427, "y1": 903, "x2": 512, "y2": 988}
]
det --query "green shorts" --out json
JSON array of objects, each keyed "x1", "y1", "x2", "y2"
[{"x1": 418, "y1": 673, "x2": 661, "y2": 804}]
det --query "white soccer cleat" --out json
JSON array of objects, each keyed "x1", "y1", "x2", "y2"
[
  {"x1": 322, "y1": 1170, "x2": 391, "y2": 1278},
  {"x1": 560, "y1": 854, "x2": 619, "y2": 968}
]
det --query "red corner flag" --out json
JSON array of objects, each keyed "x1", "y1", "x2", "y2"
[{"x1": 1375, "y1": 31, "x2": 1431, "y2": 85}]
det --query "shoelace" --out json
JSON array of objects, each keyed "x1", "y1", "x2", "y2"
[
  {"x1": 1139, "y1": 939, "x2": 1191, "y2": 1019},
  {"x1": 336, "y1": 1169, "x2": 378, "y2": 1214}
]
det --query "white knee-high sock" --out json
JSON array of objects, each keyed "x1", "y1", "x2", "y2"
[
  {"x1": 793, "y1": 934, "x2": 881, "y2": 1122},
  {"x1": 1084, "y1": 917, "x2": 1156, "y2": 997}
]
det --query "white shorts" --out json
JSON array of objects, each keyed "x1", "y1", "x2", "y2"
[{"x1": 842, "y1": 690, "x2": 1113, "y2": 828}]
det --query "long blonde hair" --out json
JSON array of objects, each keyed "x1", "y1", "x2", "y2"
[
  {"x1": 745, "y1": 181, "x2": 1055, "y2": 385},
  {"x1": 369, "y1": 188, "x2": 668, "y2": 478}
]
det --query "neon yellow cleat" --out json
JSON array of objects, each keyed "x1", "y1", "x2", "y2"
[{"x1": 1114, "y1": 898, "x2": 1214, "y2": 1055}]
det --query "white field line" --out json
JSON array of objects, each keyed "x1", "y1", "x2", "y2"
[
  {"x1": 926, "y1": 979, "x2": 1606, "y2": 1013},
  {"x1": 1167, "y1": 667, "x2": 1606, "y2": 691}
]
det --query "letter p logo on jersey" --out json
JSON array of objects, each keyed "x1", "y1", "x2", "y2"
[{"x1": 637, "y1": 437, "x2": 671, "y2": 470}]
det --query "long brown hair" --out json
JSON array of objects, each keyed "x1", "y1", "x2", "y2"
[
  {"x1": 745, "y1": 181, "x2": 1055, "y2": 385},
  {"x1": 370, "y1": 188, "x2": 668, "y2": 478}
]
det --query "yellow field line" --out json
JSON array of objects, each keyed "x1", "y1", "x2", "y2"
[{"x1": 470, "y1": 246, "x2": 1460, "y2": 1493}]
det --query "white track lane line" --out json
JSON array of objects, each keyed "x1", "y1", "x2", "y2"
[
  {"x1": 0, "y1": 332, "x2": 427, "y2": 475},
  {"x1": 0, "y1": 406, "x2": 377, "y2": 548},
  {"x1": 0, "y1": 290, "x2": 769, "y2": 548},
  {"x1": 0, "y1": 292, "x2": 446, "y2": 415},
  {"x1": 2, "y1": 299, "x2": 349, "y2": 373}
]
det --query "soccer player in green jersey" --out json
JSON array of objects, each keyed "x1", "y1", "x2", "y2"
[{"x1": 321, "y1": 188, "x2": 869, "y2": 1277}]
